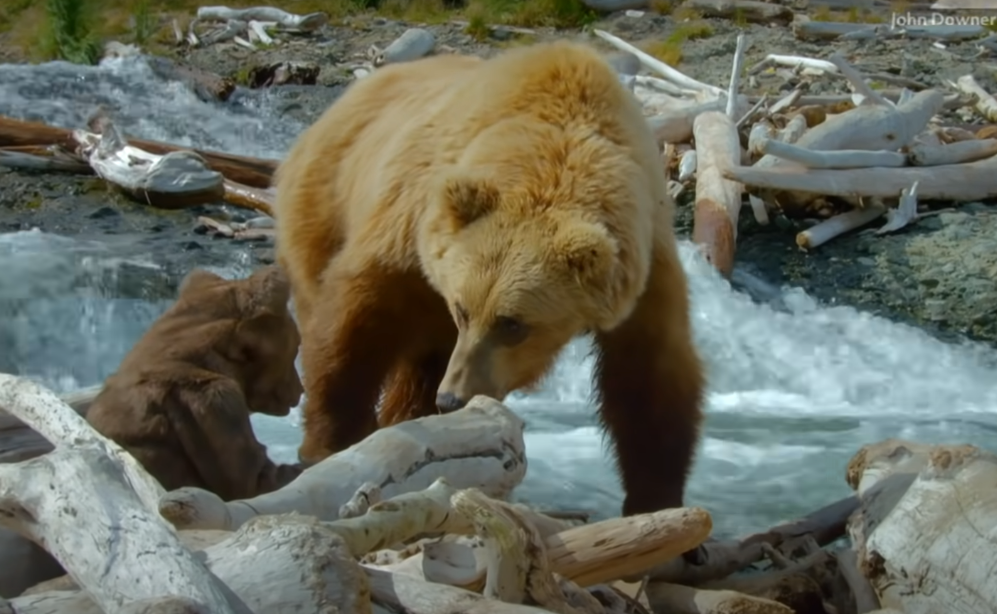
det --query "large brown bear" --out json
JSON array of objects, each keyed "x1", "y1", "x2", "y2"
[
  {"x1": 85, "y1": 265, "x2": 305, "y2": 501},
  {"x1": 274, "y1": 40, "x2": 705, "y2": 521}
]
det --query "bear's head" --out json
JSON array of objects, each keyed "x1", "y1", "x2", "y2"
[
  {"x1": 419, "y1": 142, "x2": 653, "y2": 411},
  {"x1": 172, "y1": 265, "x2": 304, "y2": 416}
]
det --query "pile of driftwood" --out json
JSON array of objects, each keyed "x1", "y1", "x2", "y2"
[
  {"x1": 592, "y1": 28, "x2": 997, "y2": 276},
  {"x1": 2, "y1": 374, "x2": 996, "y2": 614}
]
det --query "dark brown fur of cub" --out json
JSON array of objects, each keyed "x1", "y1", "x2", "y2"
[{"x1": 85, "y1": 265, "x2": 304, "y2": 501}]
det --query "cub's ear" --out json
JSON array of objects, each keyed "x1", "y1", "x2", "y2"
[
  {"x1": 178, "y1": 268, "x2": 224, "y2": 297},
  {"x1": 440, "y1": 173, "x2": 501, "y2": 228},
  {"x1": 245, "y1": 265, "x2": 291, "y2": 313},
  {"x1": 555, "y1": 220, "x2": 618, "y2": 286}
]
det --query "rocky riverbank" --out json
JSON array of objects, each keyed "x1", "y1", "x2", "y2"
[{"x1": 2, "y1": 6, "x2": 996, "y2": 345}]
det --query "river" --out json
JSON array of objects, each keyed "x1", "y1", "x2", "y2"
[{"x1": 3, "y1": 56, "x2": 997, "y2": 538}]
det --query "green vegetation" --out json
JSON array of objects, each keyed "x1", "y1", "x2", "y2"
[
  {"x1": 1, "y1": 0, "x2": 602, "y2": 65},
  {"x1": 640, "y1": 19, "x2": 713, "y2": 67}
]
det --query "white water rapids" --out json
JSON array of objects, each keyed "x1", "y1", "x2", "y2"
[{"x1": 3, "y1": 57, "x2": 997, "y2": 537}]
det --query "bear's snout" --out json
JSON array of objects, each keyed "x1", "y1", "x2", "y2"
[{"x1": 436, "y1": 391, "x2": 467, "y2": 413}]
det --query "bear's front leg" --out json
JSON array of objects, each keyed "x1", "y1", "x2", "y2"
[
  {"x1": 297, "y1": 264, "x2": 405, "y2": 465},
  {"x1": 592, "y1": 249, "x2": 706, "y2": 519}
]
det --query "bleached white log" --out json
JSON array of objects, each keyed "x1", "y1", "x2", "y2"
[
  {"x1": 581, "y1": 0, "x2": 648, "y2": 9},
  {"x1": 828, "y1": 52, "x2": 891, "y2": 107},
  {"x1": 591, "y1": 29, "x2": 725, "y2": 97},
  {"x1": 954, "y1": 74, "x2": 997, "y2": 122},
  {"x1": 904, "y1": 24, "x2": 988, "y2": 40},
  {"x1": 725, "y1": 34, "x2": 747, "y2": 118},
  {"x1": 757, "y1": 138, "x2": 907, "y2": 169},
  {"x1": 680, "y1": 0, "x2": 792, "y2": 24},
  {"x1": 907, "y1": 138, "x2": 997, "y2": 166},
  {"x1": 692, "y1": 111, "x2": 743, "y2": 277},
  {"x1": 647, "y1": 99, "x2": 728, "y2": 144},
  {"x1": 195, "y1": 6, "x2": 327, "y2": 32},
  {"x1": 846, "y1": 441, "x2": 997, "y2": 614},
  {"x1": 795, "y1": 204, "x2": 887, "y2": 250},
  {"x1": 10, "y1": 515, "x2": 377, "y2": 613},
  {"x1": 159, "y1": 395, "x2": 527, "y2": 531},
  {"x1": 247, "y1": 20, "x2": 274, "y2": 45},
  {"x1": 72, "y1": 115, "x2": 224, "y2": 208},
  {"x1": 726, "y1": 153, "x2": 997, "y2": 201},
  {"x1": 747, "y1": 54, "x2": 838, "y2": 76},
  {"x1": 0, "y1": 445, "x2": 243, "y2": 613},
  {"x1": 875, "y1": 182, "x2": 919, "y2": 235},
  {"x1": 678, "y1": 149, "x2": 697, "y2": 181},
  {"x1": 0, "y1": 376, "x2": 163, "y2": 509},
  {"x1": 375, "y1": 28, "x2": 436, "y2": 66}
]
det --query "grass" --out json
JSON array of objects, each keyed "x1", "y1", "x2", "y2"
[
  {"x1": 811, "y1": 4, "x2": 885, "y2": 23},
  {"x1": 640, "y1": 19, "x2": 713, "y2": 67},
  {"x1": 1, "y1": 0, "x2": 602, "y2": 64}
]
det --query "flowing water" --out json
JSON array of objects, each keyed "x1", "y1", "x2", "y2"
[{"x1": 3, "y1": 56, "x2": 997, "y2": 537}]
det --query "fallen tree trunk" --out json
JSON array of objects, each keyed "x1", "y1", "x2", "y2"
[
  {"x1": 692, "y1": 110, "x2": 743, "y2": 278},
  {"x1": 75, "y1": 113, "x2": 225, "y2": 208},
  {"x1": 725, "y1": 153, "x2": 997, "y2": 201},
  {"x1": 646, "y1": 582, "x2": 794, "y2": 614},
  {"x1": 0, "y1": 115, "x2": 278, "y2": 188},
  {"x1": 194, "y1": 5, "x2": 328, "y2": 33},
  {"x1": 158, "y1": 395, "x2": 528, "y2": 531},
  {"x1": 845, "y1": 439, "x2": 997, "y2": 614}
]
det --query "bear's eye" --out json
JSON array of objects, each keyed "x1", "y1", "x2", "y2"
[{"x1": 494, "y1": 316, "x2": 529, "y2": 346}]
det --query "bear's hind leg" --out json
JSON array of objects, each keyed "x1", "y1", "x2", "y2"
[
  {"x1": 592, "y1": 247, "x2": 705, "y2": 517},
  {"x1": 298, "y1": 264, "x2": 411, "y2": 464}
]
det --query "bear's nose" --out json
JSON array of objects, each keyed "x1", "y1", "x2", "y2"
[{"x1": 436, "y1": 392, "x2": 467, "y2": 413}]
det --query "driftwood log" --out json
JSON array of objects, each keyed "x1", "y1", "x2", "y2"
[{"x1": 845, "y1": 439, "x2": 997, "y2": 614}]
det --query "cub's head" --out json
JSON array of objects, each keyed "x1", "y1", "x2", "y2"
[
  {"x1": 174, "y1": 265, "x2": 303, "y2": 416},
  {"x1": 420, "y1": 168, "x2": 645, "y2": 412}
]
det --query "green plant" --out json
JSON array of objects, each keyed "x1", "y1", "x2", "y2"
[
  {"x1": 133, "y1": 0, "x2": 154, "y2": 44},
  {"x1": 41, "y1": 0, "x2": 101, "y2": 64}
]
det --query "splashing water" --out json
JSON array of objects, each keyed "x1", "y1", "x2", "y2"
[{"x1": 3, "y1": 57, "x2": 996, "y2": 537}]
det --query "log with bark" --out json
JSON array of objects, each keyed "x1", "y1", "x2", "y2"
[{"x1": 0, "y1": 115, "x2": 278, "y2": 188}]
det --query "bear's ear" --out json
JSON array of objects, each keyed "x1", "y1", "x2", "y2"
[
  {"x1": 441, "y1": 174, "x2": 501, "y2": 228},
  {"x1": 178, "y1": 268, "x2": 224, "y2": 297},
  {"x1": 555, "y1": 220, "x2": 618, "y2": 285},
  {"x1": 244, "y1": 265, "x2": 291, "y2": 314}
]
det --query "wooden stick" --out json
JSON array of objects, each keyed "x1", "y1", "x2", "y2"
[
  {"x1": 692, "y1": 111, "x2": 743, "y2": 278},
  {"x1": 194, "y1": 5, "x2": 327, "y2": 32},
  {"x1": 954, "y1": 74, "x2": 997, "y2": 122},
  {"x1": 222, "y1": 179, "x2": 275, "y2": 217},
  {"x1": 646, "y1": 99, "x2": 729, "y2": 144},
  {"x1": 725, "y1": 34, "x2": 748, "y2": 118},
  {"x1": 758, "y1": 138, "x2": 907, "y2": 169},
  {"x1": 679, "y1": 0, "x2": 793, "y2": 24},
  {"x1": 907, "y1": 138, "x2": 997, "y2": 166},
  {"x1": 591, "y1": 29, "x2": 725, "y2": 97},
  {"x1": 875, "y1": 182, "x2": 919, "y2": 235},
  {"x1": 747, "y1": 54, "x2": 837, "y2": 76},
  {"x1": 375, "y1": 28, "x2": 436, "y2": 66},
  {"x1": 828, "y1": 52, "x2": 891, "y2": 106},
  {"x1": 795, "y1": 204, "x2": 887, "y2": 250}
]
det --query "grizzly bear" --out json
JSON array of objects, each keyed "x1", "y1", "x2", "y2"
[
  {"x1": 85, "y1": 265, "x2": 305, "y2": 501},
  {"x1": 273, "y1": 40, "x2": 706, "y2": 525}
]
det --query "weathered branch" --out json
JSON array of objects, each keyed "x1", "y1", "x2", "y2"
[
  {"x1": 158, "y1": 395, "x2": 527, "y2": 531},
  {"x1": 692, "y1": 111, "x2": 743, "y2": 278}
]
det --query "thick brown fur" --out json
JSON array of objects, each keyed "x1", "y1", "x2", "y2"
[
  {"x1": 85, "y1": 265, "x2": 305, "y2": 501},
  {"x1": 273, "y1": 40, "x2": 705, "y2": 518}
]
